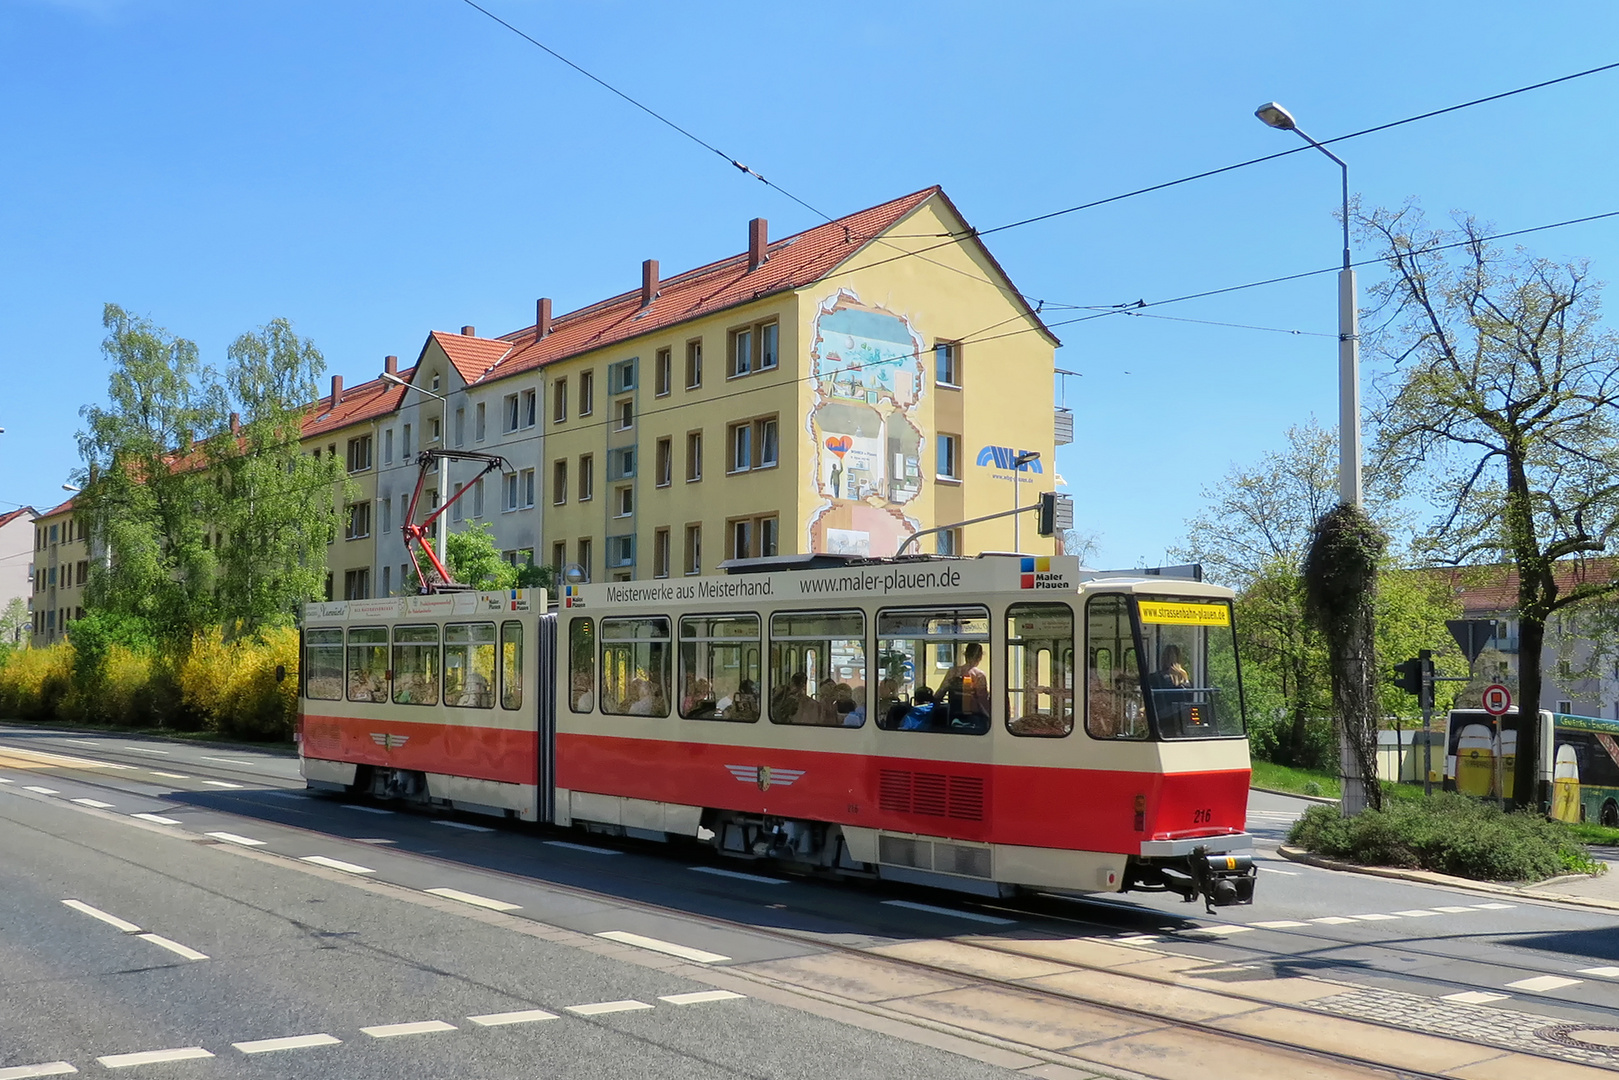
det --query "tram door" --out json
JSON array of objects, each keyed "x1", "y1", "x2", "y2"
[{"x1": 536, "y1": 612, "x2": 558, "y2": 822}]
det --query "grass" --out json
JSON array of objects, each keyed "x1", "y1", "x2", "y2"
[
  {"x1": 1568, "y1": 822, "x2": 1619, "y2": 847},
  {"x1": 1250, "y1": 761, "x2": 1341, "y2": 799}
]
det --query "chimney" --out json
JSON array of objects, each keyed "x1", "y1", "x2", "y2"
[
  {"x1": 384, "y1": 354, "x2": 398, "y2": 376},
  {"x1": 641, "y1": 259, "x2": 658, "y2": 308},
  {"x1": 536, "y1": 297, "x2": 552, "y2": 340},
  {"x1": 229, "y1": 412, "x2": 241, "y2": 437},
  {"x1": 330, "y1": 374, "x2": 343, "y2": 408},
  {"x1": 461, "y1": 325, "x2": 476, "y2": 337},
  {"x1": 748, "y1": 217, "x2": 768, "y2": 272}
]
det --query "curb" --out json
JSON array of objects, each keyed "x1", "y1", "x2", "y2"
[
  {"x1": 1276, "y1": 844, "x2": 1619, "y2": 913},
  {"x1": 1251, "y1": 786, "x2": 1340, "y2": 805}
]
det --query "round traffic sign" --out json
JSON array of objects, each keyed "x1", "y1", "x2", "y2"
[{"x1": 1482, "y1": 683, "x2": 1513, "y2": 716}]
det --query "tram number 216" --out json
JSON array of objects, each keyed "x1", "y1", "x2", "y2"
[{"x1": 1192, "y1": 808, "x2": 1214, "y2": 824}]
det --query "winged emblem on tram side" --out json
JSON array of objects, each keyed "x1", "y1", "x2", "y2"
[
  {"x1": 724, "y1": 764, "x2": 806, "y2": 792},
  {"x1": 370, "y1": 733, "x2": 410, "y2": 750}
]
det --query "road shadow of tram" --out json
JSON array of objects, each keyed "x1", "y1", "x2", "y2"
[{"x1": 154, "y1": 785, "x2": 1216, "y2": 941}]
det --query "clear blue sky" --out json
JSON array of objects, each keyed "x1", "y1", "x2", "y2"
[{"x1": 5, "y1": 0, "x2": 1618, "y2": 568}]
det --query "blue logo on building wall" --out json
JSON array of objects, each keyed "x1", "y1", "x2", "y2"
[{"x1": 976, "y1": 446, "x2": 1043, "y2": 472}]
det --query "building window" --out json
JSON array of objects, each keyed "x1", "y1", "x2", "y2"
[
  {"x1": 552, "y1": 460, "x2": 568, "y2": 504},
  {"x1": 760, "y1": 515, "x2": 778, "y2": 557},
  {"x1": 521, "y1": 389, "x2": 537, "y2": 429},
  {"x1": 451, "y1": 482, "x2": 464, "y2": 522},
  {"x1": 608, "y1": 358, "x2": 637, "y2": 395},
  {"x1": 684, "y1": 524, "x2": 701, "y2": 575},
  {"x1": 552, "y1": 378, "x2": 567, "y2": 424},
  {"x1": 654, "y1": 528, "x2": 670, "y2": 578},
  {"x1": 936, "y1": 528, "x2": 961, "y2": 556},
  {"x1": 655, "y1": 348, "x2": 672, "y2": 396},
  {"x1": 383, "y1": 428, "x2": 394, "y2": 464},
  {"x1": 429, "y1": 417, "x2": 441, "y2": 444},
  {"x1": 519, "y1": 468, "x2": 535, "y2": 509},
  {"x1": 609, "y1": 446, "x2": 636, "y2": 480},
  {"x1": 343, "y1": 568, "x2": 371, "y2": 600},
  {"x1": 402, "y1": 424, "x2": 413, "y2": 459},
  {"x1": 686, "y1": 431, "x2": 703, "y2": 482},
  {"x1": 579, "y1": 455, "x2": 594, "y2": 502},
  {"x1": 381, "y1": 564, "x2": 391, "y2": 596},
  {"x1": 552, "y1": 541, "x2": 567, "y2": 575},
  {"x1": 731, "y1": 518, "x2": 751, "y2": 561},
  {"x1": 399, "y1": 493, "x2": 410, "y2": 530},
  {"x1": 504, "y1": 393, "x2": 519, "y2": 433},
  {"x1": 728, "y1": 319, "x2": 779, "y2": 377},
  {"x1": 616, "y1": 485, "x2": 633, "y2": 517},
  {"x1": 616, "y1": 399, "x2": 634, "y2": 430},
  {"x1": 380, "y1": 496, "x2": 392, "y2": 535},
  {"x1": 431, "y1": 371, "x2": 441, "y2": 392},
  {"x1": 472, "y1": 477, "x2": 484, "y2": 518},
  {"x1": 937, "y1": 433, "x2": 961, "y2": 481},
  {"x1": 607, "y1": 534, "x2": 634, "y2": 569},
  {"x1": 727, "y1": 416, "x2": 779, "y2": 473},
  {"x1": 345, "y1": 501, "x2": 371, "y2": 541},
  {"x1": 577, "y1": 538, "x2": 592, "y2": 580},
  {"x1": 504, "y1": 472, "x2": 518, "y2": 512},
  {"x1": 475, "y1": 402, "x2": 486, "y2": 442},
  {"x1": 726, "y1": 514, "x2": 779, "y2": 559},
  {"x1": 935, "y1": 341, "x2": 961, "y2": 387},
  {"x1": 579, "y1": 370, "x2": 595, "y2": 417},
  {"x1": 655, "y1": 437, "x2": 672, "y2": 488},
  {"x1": 454, "y1": 408, "x2": 465, "y2": 447},
  {"x1": 685, "y1": 339, "x2": 703, "y2": 389}
]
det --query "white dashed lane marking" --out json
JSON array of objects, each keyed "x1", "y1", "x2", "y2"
[
  {"x1": 61, "y1": 899, "x2": 141, "y2": 934},
  {"x1": 203, "y1": 780, "x2": 243, "y2": 789},
  {"x1": 340, "y1": 804, "x2": 393, "y2": 815},
  {"x1": 596, "y1": 931, "x2": 729, "y2": 963},
  {"x1": 0, "y1": 777, "x2": 13, "y2": 784},
  {"x1": 1251, "y1": 920, "x2": 1308, "y2": 929},
  {"x1": 1443, "y1": 990, "x2": 1510, "y2": 1005},
  {"x1": 566, "y1": 1000, "x2": 654, "y2": 1016},
  {"x1": 71, "y1": 798, "x2": 114, "y2": 809},
  {"x1": 98, "y1": 1047, "x2": 212, "y2": 1069},
  {"x1": 1184, "y1": 924, "x2": 1253, "y2": 937},
  {"x1": 360, "y1": 1021, "x2": 456, "y2": 1038},
  {"x1": 882, "y1": 899, "x2": 1015, "y2": 925},
  {"x1": 137, "y1": 933, "x2": 208, "y2": 961},
  {"x1": 24, "y1": 786, "x2": 59, "y2": 795},
  {"x1": 1348, "y1": 913, "x2": 1401, "y2": 922},
  {"x1": 131, "y1": 813, "x2": 180, "y2": 825},
  {"x1": 660, "y1": 990, "x2": 745, "y2": 1005},
  {"x1": 425, "y1": 887, "x2": 521, "y2": 912},
  {"x1": 147, "y1": 772, "x2": 190, "y2": 779},
  {"x1": 122, "y1": 747, "x2": 169, "y2": 755},
  {"x1": 688, "y1": 866, "x2": 787, "y2": 885},
  {"x1": 1506, "y1": 975, "x2": 1584, "y2": 993},
  {"x1": 232, "y1": 1034, "x2": 341, "y2": 1054},
  {"x1": 466, "y1": 1009, "x2": 558, "y2": 1026},
  {"x1": 301, "y1": 856, "x2": 375, "y2": 874},
  {"x1": 1581, "y1": 966, "x2": 1619, "y2": 978},
  {"x1": 206, "y1": 832, "x2": 265, "y2": 847},
  {"x1": 545, "y1": 839, "x2": 620, "y2": 855},
  {"x1": 1393, "y1": 909, "x2": 1443, "y2": 917},
  {"x1": 1311, "y1": 916, "x2": 1356, "y2": 925},
  {"x1": 0, "y1": 1061, "x2": 78, "y2": 1078},
  {"x1": 433, "y1": 820, "x2": 493, "y2": 832}
]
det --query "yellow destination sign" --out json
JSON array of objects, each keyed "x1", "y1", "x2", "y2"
[{"x1": 1138, "y1": 600, "x2": 1230, "y2": 627}]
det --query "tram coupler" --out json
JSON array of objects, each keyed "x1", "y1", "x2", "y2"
[{"x1": 1190, "y1": 847, "x2": 1256, "y2": 913}]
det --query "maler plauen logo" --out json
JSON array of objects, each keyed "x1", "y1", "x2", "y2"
[{"x1": 976, "y1": 446, "x2": 1043, "y2": 472}]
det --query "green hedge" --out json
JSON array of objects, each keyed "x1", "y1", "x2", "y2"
[{"x1": 1287, "y1": 794, "x2": 1603, "y2": 882}]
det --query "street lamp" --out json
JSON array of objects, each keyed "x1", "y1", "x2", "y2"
[
  {"x1": 1255, "y1": 101, "x2": 1361, "y2": 507},
  {"x1": 382, "y1": 371, "x2": 453, "y2": 565},
  {"x1": 1012, "y1": 451, "x2": 1040, "y2": 552}
]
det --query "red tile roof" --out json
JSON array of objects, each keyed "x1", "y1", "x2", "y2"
[
  {"x1": 437, "y1": 186, "x2": 1056, "y2": 387},
  {"x1": 302, "y1": 366, "x2": 417, "y2": 439},
  {"x1": 36, "y1": 496, "x2": 76, "y2": 519},
  {"x1": 1441, "y1": 558, "x2": 1619, "y2": 614},
  {"x1": 0, "y1": 506, "x2": 35, "y2": 530}
]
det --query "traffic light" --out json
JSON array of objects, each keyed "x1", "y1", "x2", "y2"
[
  {"x1": 1392, "y1": 658, "x2": 1423, "y2": 696},
  {"x1": 1037, "y1": 491, "x2": 1057, "y2": 537}
]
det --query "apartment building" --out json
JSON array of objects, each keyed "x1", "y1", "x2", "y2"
[
  {"x1": 0, "y1": 506, "x2": 36, "y2": 645},
  {"x1": 30, "y1": 496, "x2": 88, "y2": 645}
]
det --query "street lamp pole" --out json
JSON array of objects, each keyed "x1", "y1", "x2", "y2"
[
  {"x1": 1011, "y1": 451, "x2": 1040, "y2": 552},
  {"x1": 382, "y1": 372, "x2": 453, "y2": 567},
  {"x1": 1255, "y1": 102, "x2": 1361, "y2": 507}
]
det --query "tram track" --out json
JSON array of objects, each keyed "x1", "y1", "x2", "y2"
[{"x1": 5, "y1": 735, "x2": 1616, "y2": 1078}]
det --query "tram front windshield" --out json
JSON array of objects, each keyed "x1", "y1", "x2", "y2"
[{"x1": 1085, "y1": 595, "x2": 1244, "y2": 740}]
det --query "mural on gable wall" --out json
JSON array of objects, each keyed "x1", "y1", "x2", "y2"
[{"x1": 805, "y1": 290, "x2": 926, "y2": 556}]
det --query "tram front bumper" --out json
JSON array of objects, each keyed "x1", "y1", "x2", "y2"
[{"x1": 1125, "y1": 834, "x2": 1257, "y2": 910}]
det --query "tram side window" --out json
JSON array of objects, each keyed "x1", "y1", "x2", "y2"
[
  {"x1": 875, "y1": 606, "x2": 990, "y2": 734},
  {"x1": 1006, "y1": 604, "x2": 1074, "y2": 737},
  {"x1": 392, "y1": 624, "x2": 440, "y2": 706},
  {"x1": 501, "y1": 621, "x2": 524, "y2": 710},
  {"x1": 1086, "y1": 596, "x2": 1146, "y2": 739},
  {"x1": 769, "y1": 611, "x2": 866, "y2": 726},
  {"x1": 304, "y1": 628, "x2": 344, "y2": 701},
  {"x1": 346, "y1": 627, "x2": 389, "y2": 702},
  {"x1": 600, "y1": 616, "x2": 671, "y2": 717},
  {"x1": 567, "y1": 618, "x2": 592, "y2": 712},
  {"x1": 445, "y1": 622, "x2": 496, "y2": 709},
  {"x1": 679, "y1": 614, "x2": 761, "y2": 722}
]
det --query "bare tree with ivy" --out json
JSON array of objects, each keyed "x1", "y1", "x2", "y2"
[{"x1": 1363, "y1": 202, "x2": 1619, "y2": 810}]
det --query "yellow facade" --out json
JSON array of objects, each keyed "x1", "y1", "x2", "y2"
[{"x1": 30, "y1": 500, "x2": 88, "y2": 647}]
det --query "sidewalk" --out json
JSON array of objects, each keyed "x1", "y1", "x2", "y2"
[{"x1": 1277, "y1": 845, "x2": 1619, "y2": 913}]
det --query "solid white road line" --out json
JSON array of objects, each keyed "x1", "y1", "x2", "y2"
[
  {"x1": 688, "y1": 866, "x2": 787, "y2": 885},
  {"x1": 1393, "y1": 909, "x2": 1443, "y2": 917},
  {"x1": 232, "y1": 1034, "x2": 341, "y2": 1054},
  {"x1": 1506, "y1": 974, "x2": 1583, "y2": 993},
  {"x1": 123, "y1": 747, "x2": 169, "y2": 755},
  {"x1": 432, "y1": 820, "x2": 493, "y2": 832},
  {"x1": 1251, "y1": 920, "x2": 1309, "y2": 929},
  {"x1": 147, "y1": 772, "x2": 190, "y2": 779},
  {"x1": 360, "y1": 1021, "x2": 457, "y2": 1038},
  {"x1": 206, "y1": 832, "x2": 265, "y2": 847},
  {"x1": 137, "y1": 933, "x2": 209, "y2": 961},
  {"x1": 595, "y1": 930, "x2": 730, "y2": 963},
  {"x1": 1580, "y1": 966, "x2": 1619, "y2": 978},
  {"x1": 71, "y1": 798, "x2": 115, "y2": 809},
  {"x1": 424, "y1": 887, "x2": 521, "y2": 912},
  {"x1": 24, "y1": 786, "x2": 60, "y2": 795},
  {"x1": 97, "y1": 1048, "x2": 213, "y2": 1069},
  {"x1": 61, "y1": 899, "x2": 141, "y2": 934},
  {"x1": 131, "y1": 813, "x2": 180, "y2": 825},
  {"x1": 301, "y1": 855, "x2": 375, "y2": 874},
  {"x1": 203, "y1": 780, "x2": 243, "y2": 789},
  {"x1": 0, "y1": 1061, "x2": 78, "y2": 1078},
  {"x1": 340, "y1": 804, "x2": 393, "y2": 815},
  {"x1": 544, "y1": 839, "x2": 620, "y2": 854},
  {"x1": 659, "y1": 990, "x2": 745, "y2": 1005},
  {"x1": 1443, "y1": 990, "x2": 1509, "y2": 1005},
  {"x1": 466, "y1": 1009, "x2": 558, "y2": 1026},
  {"x1": 566, "y1": 1000, "x2": 654, "y2": 1016},
  {"x1": 881, "y1": 899, "x2": 1016, "y2": 925}
]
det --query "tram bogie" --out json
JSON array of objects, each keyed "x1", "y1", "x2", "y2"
[{"x1": 297, "y1": 553, "x2": 1257, "y2": 910}]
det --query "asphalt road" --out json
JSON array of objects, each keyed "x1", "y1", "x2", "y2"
[{"x1": 5, "y1": 723, "x2": 1619, "y2": 1076}]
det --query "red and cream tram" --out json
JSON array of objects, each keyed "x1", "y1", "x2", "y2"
[{"x1": 298, "y1": 554, "x2": 1256, "y2": 908}]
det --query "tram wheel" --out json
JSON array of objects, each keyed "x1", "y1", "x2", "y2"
[{"x1": 1601, "y1": 800, "x2": 1618, "y2": 829}]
